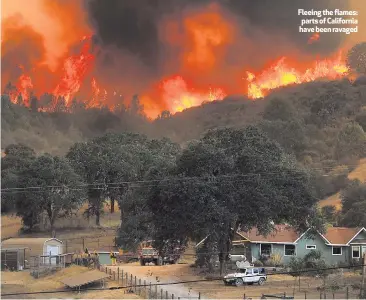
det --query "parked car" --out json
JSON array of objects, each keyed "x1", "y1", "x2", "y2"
[{"x1": 223, "y1": 267, "x2": 267, "y2": 286}]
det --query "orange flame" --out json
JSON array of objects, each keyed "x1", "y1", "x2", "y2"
[
  {"x1": 159, "y1": 75, "x2": 226, "y2": 114},
  {"x1": 52, "y1": 36, "x2": 94, "y2": 105},
  {"x1": 308, "y1": 33, "x2": 320, "y2": 44},
  {"x1": 247, "y1": 53, "x2": 349, "y2": 99}
]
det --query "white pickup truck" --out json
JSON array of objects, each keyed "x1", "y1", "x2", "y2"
[{"x1": 223, "y1": 267, "x2": 267, "y2": 286}]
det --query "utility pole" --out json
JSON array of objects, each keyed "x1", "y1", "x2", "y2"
[{"x1": 361, "y1": 252, "x2": 366, "y2": 299}]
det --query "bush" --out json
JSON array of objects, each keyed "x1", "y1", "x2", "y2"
[{"x1": 253, "y1": 260, "x2": 264, "y2": 267}]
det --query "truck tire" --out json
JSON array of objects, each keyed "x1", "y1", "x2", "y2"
[
  {"x1": 140, "y1": 259, "x2": 145, "y2": 266},
  {"x1": 258, "y1": 278, "x2": 265, "y2": 285},
  {"x1": 235, "y1": 278, "x2": 244, "y2": 287},
  {"x1": 157, "y1": 257, "x2": 163, "y2": 266}
]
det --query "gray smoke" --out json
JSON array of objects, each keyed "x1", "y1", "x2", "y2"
[{"x1": 85, "y1": 0, "x2": 349, "y2": 70}]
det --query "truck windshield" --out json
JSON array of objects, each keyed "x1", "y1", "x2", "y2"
[{"x1": 142, "y1": 248, "x2": 156, "y2": 255}]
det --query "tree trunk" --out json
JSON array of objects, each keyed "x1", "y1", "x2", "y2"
[
  {"x1": 219, "y1": 221, "x2": 240, "y2": 276},
  {"x1": 110, "y1": 197, "x2": 115, "y2": 213},
  {"x1": 96, "y1": 200, "x2": 101, "y2": 226}
]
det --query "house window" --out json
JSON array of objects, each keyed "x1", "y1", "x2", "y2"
[
  {"x1": 306, "y1": 245, "x2": 316, "y2": 250},
  {"x1": 260, "y1": 244, "x2": 272, "y2": 256},
  {"x1": 332, "y1": 246, "x2": 342, "y2": 255},
  {"x1": 284, "y1": 244, "x2": 296, "y2": 256},
  {"x1": 352, "y1": 246, "x2": 360, "y2": 258}
]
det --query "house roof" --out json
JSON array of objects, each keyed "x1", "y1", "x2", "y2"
[
  {"x1": 238, "y1": 225, "x2": 300, "y2": 243},
  {"x1": 321, "y1": 227, "x2": 365, "y2": 245},
  {"x1": 237, "y1": 226, "x2": 366, "y2": 245}
]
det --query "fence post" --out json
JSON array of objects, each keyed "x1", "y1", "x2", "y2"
[
  {"x1": 346, "y1": 286, "x2": 349, "y2": 299},
  {"x1": 304, "y1": 291, "x2": 307, "y2": 299},
  {"x1": 144, "y1": 280, "x2": 146, "y2": 297},
  {"x1": 113, "y1": 271, "x2": 115, "y2": 281},
  {"x1": 172, "y1": 294, "x2": 174, "y2": 299},
  {"x1": 149, "y1": 282, "x2": 152, "y2": 299},
  {"x1": 161, "y1": 288, "x2": 163, "y2": 299},
  {"x1": 82, "y1": 238, "x2": 85, "y2": 250},
  {"x1": 139, "y1": 279, "x2": 141, "y2": 295},
  {"x1": 131, "y1": 274, "x2": 133, "y2": 287},
  {"x1": 118, "y1": 267, "x2": 120, "y2": 282},
  {"x1": 166, "y1": 290, "x2": 168, "y2": 299},
  {"x1": 122, "y1": 269, "x2": 124, "y2": 284},
  {"x1": 134, "y1": 276, "x2": 137, "y2": 292},
  {"x1": 198, "y1": 292, "x2": 201, "y2": 299},
  {"x1": 155, "y1": 285, "x2": 158, "y2": 299},
  {"x1": 243, "y1": 293, "x2": 246, "y2": 299},
  {"x1": 125, "y1": 272, "x2": 128, "y2": 286}
]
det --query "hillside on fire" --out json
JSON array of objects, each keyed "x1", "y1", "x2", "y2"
[{"x1": 2, "y1": 76, "x2": 366, "y2": 203}]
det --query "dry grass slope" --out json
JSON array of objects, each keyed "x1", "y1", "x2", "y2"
[
  {"x1": 319, "y1": 158, "x2": 366, "y2": 210},
  {"x1": 1, "y1": 265, "x2": 140, "y2": 299}
]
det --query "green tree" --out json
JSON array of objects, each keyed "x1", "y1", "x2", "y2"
[
  {"x1": 335, "y1": 122, "x2": 366, "y2": 160},
  {"x1": 16, "y1": 154, "x2": 86, "y2": 231},
  {"x1": 148, "y1": 126, "x2": 322, "y2": 275},
  {"x1": 341, "y1": 180, "x2": 366, "y2": 227},
  {"x1": 1, "y1": 144, "x2": 36, "y2": 213},
  {"x1": 263, "y1": 97, "x2": 297, "y2": 121},
  {"x1": 347, "y1": 42, "x2": 366, "y2": 75},
  {"x1": 321, "y1": 205, "x2": 338, "y2": 225},
  {"x1": 355, "y1": 109, "x2": 366, "y2": 131}
]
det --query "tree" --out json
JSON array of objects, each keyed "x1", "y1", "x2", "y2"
[
  {"x1": 66, "y1": 141, "x2": 108, "y2": 226},
  {"x1": 341, "y1": 180, "x2": 366, "y2": 227},
  {"x1": 67, "y1": 132, "x2": 180, "y2": 231},
  {"x1": 16, "y1": 154, "x2": 86, "y2": 231},
  {"x1": 336, "y1": 122, "x2": 366, "y2": 160},
  {"x1": 1, "y1": 144, "x2": 36, "y2": 213},
  {"x1": 347, "y1": 42, "x2": 366, "y2": 75},
  {"x1": 30, "y1": 94, "x2": 38, "y2": 112},
  {"x1": 263, "y1": 97, "x2": 297, "y2": 121},
  {"x1": 321, "y1": 205, "x2": 339, "y2": 225},
  {"x1": 129, "y1": 94, "x2": 144, "y2": 116},
  {"x1": 148, "y1": 126, "x2": 322, "y2": 275}
]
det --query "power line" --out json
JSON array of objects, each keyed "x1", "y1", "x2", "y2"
[
  {"x1": 2, "y1": 163, "x2": 365, "y2": 193},
  {"x1": 2, "y1": 264, "x2": 365, "y2": 297}
]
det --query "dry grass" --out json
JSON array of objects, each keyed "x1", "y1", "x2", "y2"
[
  {"x1": 1, "y1": 201, "x2": 120, "y2": 253},
  {"x1": 1, "y1": 265, "x2": 141, "y2": 299},
  {"x1": 110, "y1": 263, "x2": 363, "y2": 299},
  {"x1": 319, "y1": 158, "x2": 366, "y2": 210},
  {"x1": 1, "y1": 215, "x2": 22, "y2": 240}
]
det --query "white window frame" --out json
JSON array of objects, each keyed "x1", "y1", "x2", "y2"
[
  {"x1": 284, "y1": 244, "x2": 296, "y2": 256},
  {"x1": 259, "y1": 243, "x2": 272, "y2": 256},
  {"x1": 352, "y1": 246, "x2": 360, "y2": 258},
  {"x1": 332, "y1": 246, "x2": 342, "y2": 256},
  {"x1": 306, "y1": 245, "x2": 316, "y2": 250}
]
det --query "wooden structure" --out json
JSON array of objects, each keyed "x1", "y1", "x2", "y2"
[
  {"x1": 60, "y1": 270, "x2": 109, "y2": 290},
  {"x1": 2, "y1": 238, "x2": 63, "y2": 262},
  {"x1": 1, "y1": 247, "x2": 27, "y2": 271}
]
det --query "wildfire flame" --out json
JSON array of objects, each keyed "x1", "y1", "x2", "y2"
[
  {"x1": 160, "y1": 75, "x2": 226, "y2": 114},
  {"x1": 1, "y1": 2, "x2": 352, "y2": 119},
  {"x1": 308, "y1": 33, "x2": 320, "y2": 44},
  {"x1": 247, "y1": 53, "x2": 348, "y2": 99}
]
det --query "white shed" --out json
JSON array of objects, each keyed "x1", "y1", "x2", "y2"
[{"x1": 1, "y1": 238, "x2": 63, "y2": 261}]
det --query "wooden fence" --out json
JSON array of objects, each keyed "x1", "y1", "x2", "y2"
[{"x1": 101, "y1": 265, "x2": 201, "y2": 299}]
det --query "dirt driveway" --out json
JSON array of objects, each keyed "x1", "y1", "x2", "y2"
[
  {"x1": 110, "y1": 263, "x2": 362, "y2": 299},
  {"x1": 110, "y1": 263, "x2": 202, "y2": 299}
]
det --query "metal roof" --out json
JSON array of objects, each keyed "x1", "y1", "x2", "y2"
[
  {"x1": 2, "y1": 237, "x2": 63, "y2": 247},
  {"x1": 60, "y1": 270, "x2": 109, "y2": 288}
]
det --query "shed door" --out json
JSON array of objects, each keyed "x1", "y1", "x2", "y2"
[{"x1": 46, "y1": 245, "x2": 59, "y2": 265}]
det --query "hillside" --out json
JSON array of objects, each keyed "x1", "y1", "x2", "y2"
[
  {"x1": 319, "y1": 158, "x2": 366, "y2": 210},
  {"x1": 2, "y1": 77, "x2": 366, "y2": 202}
]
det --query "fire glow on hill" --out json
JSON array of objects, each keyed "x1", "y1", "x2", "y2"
[{"x1": 1, "y1": 0, "x2": 354, "y2": 119}]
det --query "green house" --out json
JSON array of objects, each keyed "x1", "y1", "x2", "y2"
[{"x1": 232, "y1": 225, "x2": 366, "y2": 266}]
